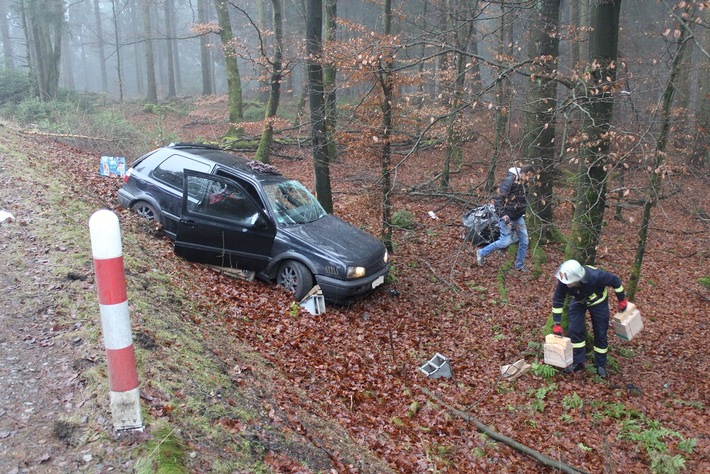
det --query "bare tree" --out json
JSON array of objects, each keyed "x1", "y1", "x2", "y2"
[
  {"x1": 323, "y1": 0, "x2": 337, "y2": 162},
  {"x1": 163, "y1": 0, "x2": 177, "y2": 98},
  {"x1": 93, "y1": 0, "x2": 108, "y2": 93},
  {"x1": 566, "y1": 0, "x2": 622, "y2": 263},
  {"x1": 24, "y1": 0, "x2": 64, "y2": 100},
  {"x1": 379, "y1": 0, "x2": 393, "y2": 250},
  {"x1": 306, "y1": 0, "x2": 333, "y2": 212},
  {"x1": 522, "y1": 0, "x2": 561, "y2": 244},
  {"x1": 197, "y1": 0, "x2": 214, "y2": 95},
  {"x1": 214, "y1": 0, "x2": 244, "y2": 133},
  {"x1": 0, "y1": 0, "x2": 14, "y2": 68},
  {"x1": 441, "y1": 0, "x2": 477, "y2": 190},
  {"x1": 141, "y1": 0, "x2": 158, "y2": 103},
  {"x1": 628, "y1": 6, "x2": 692, "y2": 299},
  {"x1": 254, "y1": 0, "x2": 283, "y2": 164}
]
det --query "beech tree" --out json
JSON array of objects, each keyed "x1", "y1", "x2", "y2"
[
  {"x1": 140, "y1": 0, "x2": 158, "y2": 103},
  {"x1": 306, "y1": 0, "x2": 333, "y2": 212},
  {"x1": 522, "y1": 0, "x2": 561, "y2": 244},
  {"x1": 23, "y1": 0, "x2": 64, "y2": 100},
  {"x1": 254, "y1": 0, "x2": 284, "y2": 164},
  {"x1": 0, "y1": 0, "x2": 14, "y2": 68},
  {"x1": 566, "y1": 0, "x2": 622, "y2": 263},
  {"x1": 197, "y1": 0, "x2": 214, "y2": 95},
  {"x1": 214, "y1": 0, "x2": 244, "y2": 133}
]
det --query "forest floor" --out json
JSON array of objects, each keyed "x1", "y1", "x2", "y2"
[{"x1": 0, "y1": 103, "x2": 708, "y2": 473}]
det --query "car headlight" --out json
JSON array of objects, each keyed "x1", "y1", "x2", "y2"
[{"x1": 347, "y1": 266, "x2": 366, "y2": 279}]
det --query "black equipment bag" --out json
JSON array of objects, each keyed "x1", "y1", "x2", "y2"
[{"x1": 462, "y1": 204, "x2": 500, "y2": 246}]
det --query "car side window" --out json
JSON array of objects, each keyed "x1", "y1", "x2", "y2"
[
  {"x1": 153, "y1": 155, "x2": 211, "y2": 189},
  {"x1": 186, "y1": 175, "x2": 260, "y2": 226}
]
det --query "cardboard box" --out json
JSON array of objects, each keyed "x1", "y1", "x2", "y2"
[
  {"x1": 100, "y1": 156, "x2": 126, "y2": 178},
  {"x1": 613, "y1": 302, "x2": 643, "y2": 341},
  {"x1": 544, "y1": 334, "x2": 572, "y2": 368}
]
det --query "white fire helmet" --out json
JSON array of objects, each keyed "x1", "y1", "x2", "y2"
[{"x1": 556, "y1": 260, "x2": 585, "y2": 285}]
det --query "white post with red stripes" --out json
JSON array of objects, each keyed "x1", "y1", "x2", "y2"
[{"x1": 89, "y1": 209, "x2": 143, "y2": 432}]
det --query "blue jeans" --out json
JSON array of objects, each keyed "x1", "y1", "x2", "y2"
[{"x1": 479, "y1": 216, "x2": 529, "y2": 269}]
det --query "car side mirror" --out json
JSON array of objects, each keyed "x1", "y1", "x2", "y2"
[{"x1": 255, "y1": 214, "x2": 270, "y2": 229}]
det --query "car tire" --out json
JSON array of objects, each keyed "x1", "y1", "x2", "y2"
[
  {"x1": 277, "y1": 260, "x2": 314, "y2": 301},
  {"x1": 132, "y1": 200, "x2": 160, "y2": 224}
]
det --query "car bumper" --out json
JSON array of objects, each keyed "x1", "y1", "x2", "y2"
[
  {"x1": 315, "y1": 263, "x2": 390, "y2": 304},
  {"x1": 117, "y1": 189, "x2": 133, "y2": 209}
]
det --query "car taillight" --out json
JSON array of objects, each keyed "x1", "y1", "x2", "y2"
[{"x1": 123, "y1": 168, "x2": 133, "y2": 183}]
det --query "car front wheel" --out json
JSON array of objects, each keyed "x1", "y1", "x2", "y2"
[
  {"x1": 276, "y1": 260, "x2": 314, "y2": 301},
  {"x1": 132, "y1": 200, "x2": 160, "y2": 223}
]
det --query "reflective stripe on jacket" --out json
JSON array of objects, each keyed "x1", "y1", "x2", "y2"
[{"x1": 551, "y1": 266, "x2": 625, "y2": 324}]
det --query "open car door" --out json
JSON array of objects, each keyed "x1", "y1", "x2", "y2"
[{"x1": 175, "y1": 170, "x2": 276, "y2": 271}]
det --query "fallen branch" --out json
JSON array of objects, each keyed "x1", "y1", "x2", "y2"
[
  {"x1": 421, "y1": 387, "x2": 588, "y2": 474},
  {"x1": 20, "y1": 129, "x2": 120, "y2": 142},
  {"x1": 418, "y1": 257, "x2": 462, "y2": 292}
]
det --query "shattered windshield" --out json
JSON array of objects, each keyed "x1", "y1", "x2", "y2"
[{"x1": 263, "y1": 180, "x2": 326, "y2": 225}]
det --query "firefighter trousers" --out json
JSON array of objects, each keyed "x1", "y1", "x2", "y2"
[{"x1": 568, "y1": 298, "x2": 610, "y2": 368}]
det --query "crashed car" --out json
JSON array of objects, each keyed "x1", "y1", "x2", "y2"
[{"x1": 117, "y1": 143, "x2": 389, "y2": 304}]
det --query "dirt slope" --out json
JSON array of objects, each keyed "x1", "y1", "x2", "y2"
[{"x1": 0, "y1": 121, "x2": 393, "y2": 473}]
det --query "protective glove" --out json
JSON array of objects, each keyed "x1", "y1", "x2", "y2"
[
  {"x1": 552, "y1": 323, "x2": 564, "y2": 337},
  {"x1": 501, "y1": 215, "x2": 511, "y2": 225},
  {"x1": 618, "y1": 299, "x2": 628, "y2": 312}
]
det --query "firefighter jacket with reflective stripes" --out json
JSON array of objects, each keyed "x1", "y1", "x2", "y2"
[{"x1": 551, "y1": 266, "x2": 625, "y2": 324}]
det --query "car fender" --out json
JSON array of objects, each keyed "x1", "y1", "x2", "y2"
[
  {"x1": 261, "y1": 250, "x2": 318, "y2": 282},
  {"x1": 127, "y1": 193, "x2": 164, "y2": 223}
]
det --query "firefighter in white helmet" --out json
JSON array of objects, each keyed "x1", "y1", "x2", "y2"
[{"x1": 550, "y1": 259, "x2": 628, "y2": 378}]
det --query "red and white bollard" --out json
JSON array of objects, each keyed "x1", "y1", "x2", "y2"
[{"x1": 89, "y1": 209, "x2": 143, "y2": 432}]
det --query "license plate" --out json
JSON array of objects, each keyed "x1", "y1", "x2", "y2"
[{"x1": 372, "y1": 275, "x2": 385, "y2": 289}]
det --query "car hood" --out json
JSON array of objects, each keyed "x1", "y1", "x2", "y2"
[{"x1": 278, "y1": 214, "x2": 385, "y2": 265}]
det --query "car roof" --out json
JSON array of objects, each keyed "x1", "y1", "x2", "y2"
[{"x1": 166, "y1": 143, "x2": 284, "y2": 180}]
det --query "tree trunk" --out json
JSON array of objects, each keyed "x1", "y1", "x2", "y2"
[
  {"x1": 164, "y1": 0, "x2": 177, "y2": 99},
  {"x1": 566, "y1": 0, "x2": 621, "y2": 264},
  {"x1": 93, "y1": 0, "x2": 108, "y2": 93},
  {"x1": 131, "y1": 0, "x2": 144, "y2": 96},
  {"x1": 111, "y1": 0, "x2": 125, "y2": 102},
  {"x1": 198, "y1": 0, "x2": 214, "y2": 95},
  {"x1": 26, "y1": 0, "x2": 64, "y2": 100},
  {"x1": 214, "y1": 0, "x2": 244, "y2": 134},
  {"x1": 696, "y1": 8, "x2": 710, "y2": 168},
  {"x1": 323, "y1": 0, "x2": 337, "y2": 163},
  {"x1": 441, "y1": 0, "x2": 476, "y2": 190},
  {"x1": 486, "y1": 1, "x2": 513, "y2": 194},
  {"x1": 627, "y1": 19, "x2": 689, "y2": 299},
  {"x1": 254, "y1": 0, "x2": 283, "y2": 164},
  {"x1": 522, "y1": 0, "x2": 561, "y2": 244},
  {"x1": 306, "y1": 0, "x2": 333, "y2": 213},
  {"x1": 141, "y1": 0, "x2": 158, "y2": 103},
  {"x1": 379, "y1": 0, "x2": 393, "y2": 251},
  {"x1": 0, "y1": 0, "x2": 14, "y2": 68},
  {"x1": 60, "y1": 27, "x2": 74, "y2": 89},
  {"x1": 256, "y1": 0, "x2": 269, "y2": 103}
]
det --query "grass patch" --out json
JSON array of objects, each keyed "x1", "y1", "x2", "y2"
[{"x1": 135, "y1": 422, "x2": 189, "y2": 474}]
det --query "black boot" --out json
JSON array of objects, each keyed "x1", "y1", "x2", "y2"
[
  {"x1": 562, "y1": 363, "x2": 585, "y2": 374},
  {"x1": 597, "y1": 366, "x2": 608, "y2": 378}
]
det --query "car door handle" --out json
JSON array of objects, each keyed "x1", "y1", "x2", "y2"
[{"x1": 180, "y1": 219, "x2": 198, "y2": 228}]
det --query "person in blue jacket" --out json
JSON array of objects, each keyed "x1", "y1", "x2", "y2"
[
  {"x1": 550, "y1": 259, "x2": 628, "y2": 378},
  {"x1": 476, "y1": 164, "x2": 536, "y2": 271}
]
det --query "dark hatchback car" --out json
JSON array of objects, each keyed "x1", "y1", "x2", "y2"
[{"x1": 117, "y1": 143, "x2": 389, "y2": 304}]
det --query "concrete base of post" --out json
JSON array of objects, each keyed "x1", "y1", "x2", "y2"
[{"x1": 110, "y1": 387, "x2": 144, "y2": 432}]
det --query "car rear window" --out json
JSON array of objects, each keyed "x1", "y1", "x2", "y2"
[{"x1": 152, "y1": 154, "x2": 211, "y2": 189}]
